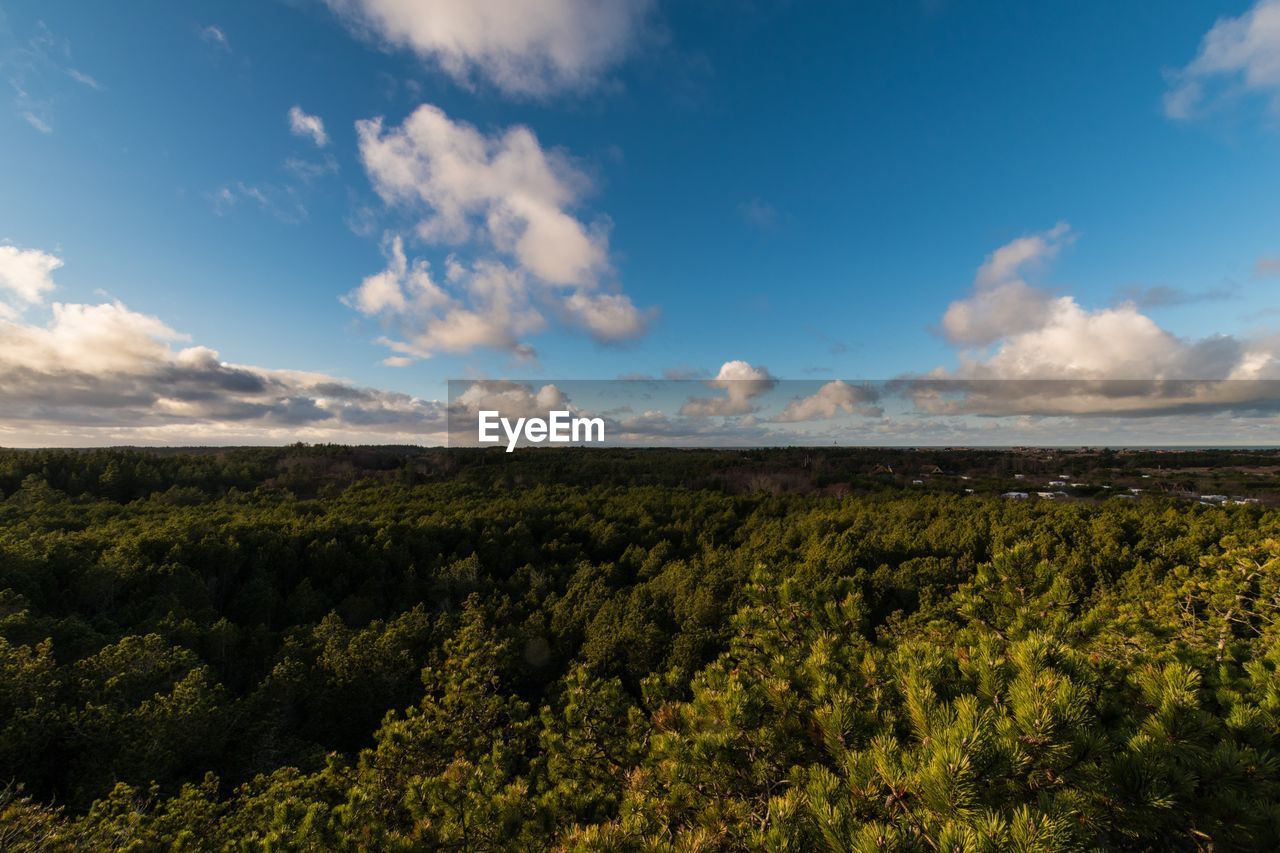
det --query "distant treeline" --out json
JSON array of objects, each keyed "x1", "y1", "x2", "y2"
[
  {"x1": 3, "y1": 444, "x2": 1279, "y2": 502},
  {"x1": 1, "y1": 447, "x2": 1279, "y2": 848}
]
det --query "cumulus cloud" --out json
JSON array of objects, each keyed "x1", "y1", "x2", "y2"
[
  {"x1": 0, "y1": 248, "x2": 446, "y2": 445},
  {"x1": 346, "y1": 234, "x2": 429, "y2": 315},
  {"x1": 562, "y1": 291, "x2": 650, "y2": 342},
  {"x1": 776, "y1": 380, "x2": 882, "y2": 422},
  {"x1": 357, "y1": 104, "x2": 607, "y2": 285},
  {"x1": 345, "y1": 235, "x2": 544, "y2": 359},
  {"x1": 323, "y1": 0, "x2": 652, "y2": 96},
  {"x1": 446, "y1": 380, "x2": 587, "y2": 446},
  {"x1": 349, "y1": 104, "x2": 650, "y2": 360},
  {"x1": 1164, "y1": 1, "x2": 1280, "y2": 119},
  {"x1": 2, "y1": 301, "x2": 189, "y2": 375},
  {"x1": 940, "y1": 222, "x2": 1071, "y2": 347},
  {"x1": 451, "y1": 380, "x2": 569, "y2": 419},
  {"x1": 957, "y1": 300, "x2": 1247, "y2": 380},
  {"x1": 925, "y1": 227, "x2": 1280, "y2": 416},
  {"x1": 288, "y1": 105, "x2": 329, "y2": 147},
  {"x1": 680, "y1": 360, "x2": 776, "y2": 416},
  {"x1": 0, "y1": 245, "x2": 62, "y2": 312}
]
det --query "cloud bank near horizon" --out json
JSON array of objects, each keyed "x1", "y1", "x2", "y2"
[
  {"x1": 4, "y1": 231, "x2": 1280, "y2": 448},
  {"x1": 0, "y1": 246, "x2": 447, "y2": 447}
]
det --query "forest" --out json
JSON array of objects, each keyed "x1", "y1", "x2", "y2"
[{"x1": 1, "y1": 445, "x2": 1279, "y2": 850}]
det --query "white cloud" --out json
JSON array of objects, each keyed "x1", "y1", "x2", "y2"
[
  {"x1": 288, "y1": 105, "x2": 330, "y2": 147},
  {"x1": 208, "y1": 186, "x2": 236, "y2": 215},
  {"x1": 451, "y1": 380, "x2": 569, "y2": 420},
  {"x1": 349, "y1": 104, "x2": 650, "y2": 360},
  {"x1": 283, "y1": 154, "x2": 339, "y2": 182},
  {"x1": 66, "y1": 68, "x2": 100, "y2": 89},
  {"x1": 208, "y1": 149, "x2": 336, "y2": 226},
  {"x1": 346, "y1": 236, "x2": 544, "y2": 359},
  {"x1": 925, "y1": 228, "x2": 1280, "y2": 416},
  {"x1": 2, "y1": 20, "x2": 99, "y2": 134},
  {"x1": 22, "y1": 112, "x2": 52, "y2": 133},
  {"x1": 1165, "y1": 0, "x2": 1280, "y2": 119},
  {"x1": 680, "y1": 360, "x2": 776, "y2": 416},
  {"x1": 940, "y1": 222, "x2": 1071, "y2": 347},
  {"x1": 323, "y1": 0, "x2": 652, "y2": 96},
  {"x1": 776, "y1": 380, "x2": 882, "y2": 422},
  {"x1": 200, "y1": 25, "x2": 229, "y2": 51},
  {"x1": 347, "y1": 235, "x2": 425, "y2": 315},
  {"x1": 208, "y1": 182, "x2": 308, "y2": 224},
  {"x1": 357, "y1": 104, "x2": 607, "y2": 286},
  {"x1": 0, "y1": 245, "x2": 62, "y2": 308},
  {"x1": 0, "y1": 246, "x2": 447, "y2": 445},
  {"x1": 974, "y1": 222, "x2": 1071, "y2": 287},
  {"x1": 1, "y1": 301, "x2": 190, "y2": 375},
  {"x1": 563, "y1": 291, "x2": 650, "y2": 343},
  {"x1": 960, "y1": 299, "x2": 1227, "y2": 380}
]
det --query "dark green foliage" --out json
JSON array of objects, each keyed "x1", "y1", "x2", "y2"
[{"x1": 1, "y1": 447, "x2": 1279, "y2": 848}]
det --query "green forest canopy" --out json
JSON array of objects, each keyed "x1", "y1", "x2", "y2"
[{"x1": 1, "y1": 446, "x2": 1279, "y2": 849}]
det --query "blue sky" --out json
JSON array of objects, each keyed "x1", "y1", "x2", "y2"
[{"x1": 2, "y1": 0, "x2": 1280, "y2": 444}]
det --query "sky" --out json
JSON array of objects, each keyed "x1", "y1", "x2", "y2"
[{"x1": 2, "y1": 0, "x2": 1280, "y2": 445}]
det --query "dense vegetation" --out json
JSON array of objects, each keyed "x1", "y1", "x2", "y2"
[{"x1": 2, "y1": 447, "x2": 1280, "y2": 849}]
